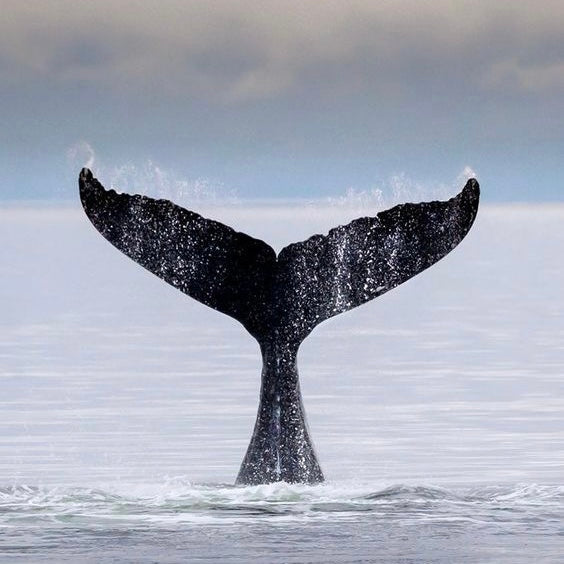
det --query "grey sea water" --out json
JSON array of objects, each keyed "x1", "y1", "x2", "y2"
[{"x1": 1, "y1": 202, "x2": 563, "y2": 562}]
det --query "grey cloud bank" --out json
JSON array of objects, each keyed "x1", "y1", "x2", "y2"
[{"x1": 1, "y1": 1, "x2": 563, "y2": 201}]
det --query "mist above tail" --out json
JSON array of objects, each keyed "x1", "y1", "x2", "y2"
[{"x1": 79, "y1": 168, "x2": 479, "y2": 484}]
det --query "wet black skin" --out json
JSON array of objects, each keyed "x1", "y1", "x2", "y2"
[{"x1": 79, "y1": 168, "x2": 479, "y2": 485}]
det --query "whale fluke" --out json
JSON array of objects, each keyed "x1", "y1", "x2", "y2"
[
  {"x1": 79, "y1": 168, "x2": 277, "y2": 341},
  {"x1": 79, "y1": 167, "x2": 479, "y2": 484},
  {"x1": 275, "y1": 179, "x2": 479, "y2": 344}
]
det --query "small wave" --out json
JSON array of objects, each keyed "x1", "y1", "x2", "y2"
[
  {"x1": 362, "y1": 484, "x2": 462, "y2": 501},
  {"x1": 1, "y1": 481, "x2": 562, "y2": 528}
]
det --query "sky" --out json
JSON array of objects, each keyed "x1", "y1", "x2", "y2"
[{"x1": 1, "y1": 1, "x2": 563, "y2": 202}]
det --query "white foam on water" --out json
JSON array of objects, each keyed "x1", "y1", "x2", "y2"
[{"x1": 1, "y1": 480, "x2": 562, "y2": 528}]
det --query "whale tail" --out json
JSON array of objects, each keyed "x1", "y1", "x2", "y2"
[
  {"x1": 79, "y1": 168, "x2": 479, "y2": 346},
  {"x1": 79, "y1": 168, "x2": 479, "y2": 484}
]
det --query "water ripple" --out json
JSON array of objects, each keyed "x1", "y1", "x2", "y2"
[{"x1": 1, "y1": 481, "x2": 562, "y2": 529}]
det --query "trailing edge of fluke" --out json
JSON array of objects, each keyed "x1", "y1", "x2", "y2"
[{"x1": 79, "y1": 168, "x2": 479, "y2": 485}]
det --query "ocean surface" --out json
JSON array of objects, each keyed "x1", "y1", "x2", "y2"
[{"x1": 1, "y1": 200, "x2": 563, "y2": 562}]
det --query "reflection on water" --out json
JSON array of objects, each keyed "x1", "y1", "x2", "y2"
[{"x1": 1, "y1": 204, "x2": 564, "y2": 562}]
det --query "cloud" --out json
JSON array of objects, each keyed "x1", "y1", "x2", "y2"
[
  {"x1": 3, "y1": 1, "x2": 564, "y2": 103},
  {"x1": 2, "y1": 1, "x2": 564, "y2": 204},
  {"x1": 484, "y1": 59, "x2": 564, "y2": 93}
]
